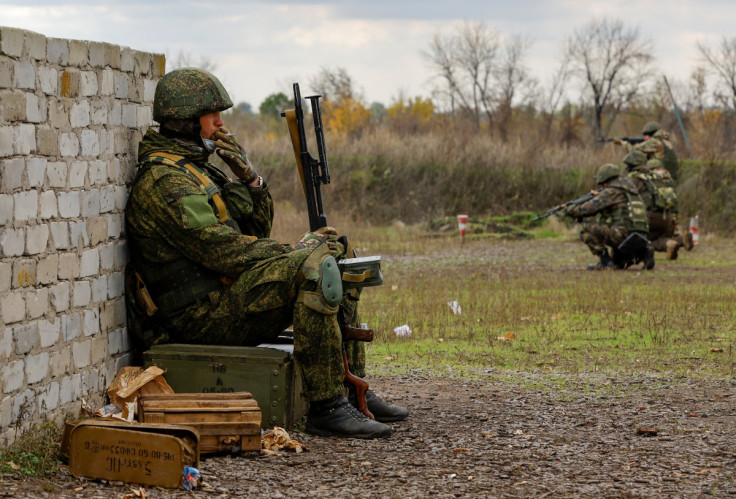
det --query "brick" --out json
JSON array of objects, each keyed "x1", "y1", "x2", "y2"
[
  {"x1": 12, "y1": 259, "x2": 35, "y2": 288},
  {"x1": 152, "y1": 54, "x2": 165, "y2": 77},
  {"x1": 1, "y1": 91, "x2": 26, "y2": 121},
  {"x1": 49, "y1": 281, "x2": 70, "y2": 312},
  {"x1": 2, "y1": 157, "x2": 23, "y2": 190},
  {"x1": 14, "y1": 190, "x2": 38, "y2": 221},
  {"x1": 114, "y1": 240, "x2": 127, "y2": 270},
  {"x1": 59, "y1": 69, "x2": 79, "y2": 98},
  {"x1": 49, "y1": 349, "x2": 70, "y2": 378},
  {"x1": 27, "y1": 157, "x2": 46, "y2": 187},
  {"x1": 38, "y1": 318, "x2": 60, "y2": 348},
  {"x1": 70, "y1": 100, "x2": 90, "y2": 128},
  {"x1": 0, "y1": 396, "x2": 11, "y2": 429},
  {"x1": 80, "y1": 71, "x2": 98, "y2": 96},
  {"x1": 69, "y1": 160, "x2": 87, "y2": 187},
  {"x1": 89, "y1": 42, "x2": 106, "y2": 67},
  {"x1": 14, "y1": 124, "x2": 36, "y2": 154},
  {"x1": 108, "y1": 272, "x2": 124, "y2": 299},
  {"x1": 89, "y1": 160, "x2": 106, "y2": 185},
  {"x1": 129, "y1": 77, "x2": 143, "y2": 103},
  {"x1": 36, "y1": 128, "x2": 59, "y2": 156},
  {"x1": 59, "y1": 132, "x2": 79, "y2": 156},
  {"x1": 46, "y1": 161, "x2": 67, "y2": 187},
  {"x1": 113, "y1": 297, "x2": 126, "y2": 328},
  {"x1": 79, "y1": 248, "x2": 99, "y2": 277},
  {"x1": 13, "y1": 322, "x2": 38, "y2": 354},
  {"x1": 90, "y1": 101, "x2": 108, "y2": 125},
  {"x1": 143, "y1": 78, "x2": 157, "y2": 102},
  {"x1": 91, "y1": 275, "x2": 107, "y2": 303},
  {"x1": 39, "y1": 190, "x2": 57, "y2": 219},
  {"x1": 58, "y1": 191, "x2": 80, "y2": 218},
  {"x1": 98, "y1": 185, "x2": 115, "y2": 214},
  {"x1": 69, "y1": 220, "x2": 89, "y2": 248},
  {"x1": 80, "y1": 368, "x2": 99, "y2": 396},
  {"x1": 0, "y1": 126, "x2": 12, "y2": 157},
  {"x1": 47, "y1": 38, "x2": 69, "y2": 65},
  {"x1": 12, "y1": 388, "x2": 34, "y2": 423},
  {"x1": 84, "y1": 308, "x2": 100, "y2": 336},
  {"x1": 1, "y1": 292, "x2": 24, "y2": 323},
  {"x1": 36, "y1": 255, "x2": 58, "y2": 286},
  {"x1": 137, "y1": 105, "x2": 153, "y2": 127},
  {"x1": 0, "y1": 262, "x2": 10, "y2": 293},
  {"x1": 114, "y1": 72, "x2": 129, "y2": 99},
  {"x1": 73, "y1": 280, "x2": 91, "y2": 308},
  {"x1": 0, "y1": 228, "x2": 25, "y2": 258},
  {"x1": 25, "y1": 352, "x2": 49, "y2": 384},
  {"x1": 26, "y1": 225, "x2": 49, "y2": 255},
  {"x1": 81, "y1": 189, "x2": 101, "y2": 217},
  {"x1": 60, "y1": 373, "x2": 80, "y2": 405},
  {"x1": 0, "y1": 27, "x2": 24, "y2": 57},
  {"x1": 81, "y1": 129, "x2": 99, "y2": 156},
  {"x1": 38, "y1": 66, "x2": 57, "y2": 95},
  {"x1": 109, "y1": 100, "x2": 122, "y2": 125},
  {"x1": 37, "y1": 381, "x2": 60, "y2": 412},
  {"x1": 72, "y1": 340, "x2": 91, "y2": 369},
  {"x1": 107, "y1": 328, "x2": 123, "y2": 355},
  {"x1": 91, "y1": 336, "x2": 107, "y2": 365},
  {"x1": 0, "y1": 327, "x2": 10, "y2": 359},
  {"x1": 61, "y1": 311, "x2": 81, "y2": 341},
  {"x1": 0, "y1": 56, "x2": 12, "y2": 88},
  {"x1": 114, "y1": 185, "x2": 128, "y2": 210},
  {"x1": 58, "y1": 252, "x2": 80, "y2": 280},
  {"x1": 0, "y1": 195, "x2": 11, "y2": 226},
  {"x1": 24, "y1": 30, "x2": 46, "y2": 60},
  {"x1": 49, "y1": 221, "x2": 69, "y2": 249},
  {"x1": 48, "y1": 99, "x2": 69, "y2": 128},
  {"x1": 2, "y1": 360, "x2": 24, "y2": 394},
  {"x1": 88, "y1": 216, "x2": 107, "y2": 245},
  {"x1": 122, "y1": 103, "x2": 137, "y2": 128},
  {"x1": 108, "y1": 158, "x2": 120, "y2": 180},
  {"x1": 25, "y1": 288, "x2": 48, "y2": 319},
  {"x1": 13, "y1": 60, "x2": 35, "y2": 89},
  {"x1": 25, "y1": 93, "x2": 46, "y2": 123},
  {"x1": 68, "y1": 40, "x2": 88, "y2": 66}
]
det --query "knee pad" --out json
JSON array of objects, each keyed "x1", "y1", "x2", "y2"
[{"x1": 297, "y1": 245, "x2": 343, "y2": 315}]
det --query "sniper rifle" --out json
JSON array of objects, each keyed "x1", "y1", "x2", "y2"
[
  {"x1": 531, "y1": 192, "x2": 596, "y2": 223},
  {"x1": 282, "y1": 83, "x2": 377, "y2": 419}
]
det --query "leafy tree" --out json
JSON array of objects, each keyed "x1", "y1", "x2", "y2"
[{"x1": 259, "y1": 92, "x2": 290, "y2": 119}]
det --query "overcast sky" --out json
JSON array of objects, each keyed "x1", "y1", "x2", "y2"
[{"x1": 1, "y1": 0, "x2": 733, "y2": 110}]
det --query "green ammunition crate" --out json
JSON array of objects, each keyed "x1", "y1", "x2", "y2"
[{"x1": 143, "y1": 343, "x2": 308, "y2": 428}]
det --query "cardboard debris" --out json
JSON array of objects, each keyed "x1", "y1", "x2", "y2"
[
  {"x1": 262, "y1": 426, "x2": 309, "y2": 455},
  {"x1": 108, "y1": 366, "x2": 174, "y2": 421}
]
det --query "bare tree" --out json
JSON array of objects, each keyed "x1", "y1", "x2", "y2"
[
  {"x1": 494, "y1": 35, "x2": 535, "y2": 140},
  {"x1": 166, "y1": 50, "x2": 219, "y2": 73},
  {"x1": 538, "y1": 51, "x2": 572, "y2": 139},
  {"x1": 309, "y1": 67, "x2": 359, "y2": 103},
  {"x1": 697, "y1": 36, "x2": 736, "y2": 111},
  {"x1": 565, "y1": 17, "x2": 654, "y2": 138}
]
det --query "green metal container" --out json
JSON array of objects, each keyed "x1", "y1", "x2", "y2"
[{"x1": 143, "y1": 343, "x2": 308, "y2": 428}]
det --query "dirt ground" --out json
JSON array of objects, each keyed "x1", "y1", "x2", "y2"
[{"x1": 3, "y1": 371, "x2": 736, "y2": 498}]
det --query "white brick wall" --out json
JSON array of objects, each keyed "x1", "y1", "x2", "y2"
[{"x1": 0, "y1": 26, "x2": 164, "y2": 445}]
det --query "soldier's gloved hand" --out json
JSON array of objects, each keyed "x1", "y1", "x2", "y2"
[
  {"x1": 294, "y1": 226, "x2": 338, "y2": 253},
  {"x1": 214, "y1": 127, "x2": 258, "y2": 183}
]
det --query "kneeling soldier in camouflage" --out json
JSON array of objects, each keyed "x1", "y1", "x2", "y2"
[
  {"x1": 562, "y1": 163, "x2": 652, "y2": 270},
  {"x1": 125, "y1": 68, "x2": 408, "y2": 439}
]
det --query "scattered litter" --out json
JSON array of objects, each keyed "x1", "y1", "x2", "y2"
[
  {"x1": 496, "y1": 332, "x2": 517, "y2": 341},
  {"x1": 95, "y1": 403, "x2": 123, "y2": 418},
  {"x1": 262, "y1": 426, "x2": 309, "y2": 455},
  {"x1": 182, "y1": 467, "x2": 201, "y2": 491},
  {"x1": 447, "y1": 300, "x2": 462, "y2": 315},
  {"x1": 636, "y1": 427, "x2": 658, "y2": 436},
  {"x1": 709, "y1": 347, "x2": 724, "y2": 353},
  {"x1": 391, "y1": 285, "x2": 399, "y2": 291},
  {"x1": 4, "y1": 461, "x2": 20, "y2": 471},
  {"x1": 393, "y1": 324, "x2": 412, "y2": 337},
  {"x1": 122, "y1": 487, "x2": 147, "y2": 498},
  {"x1": 454, "y1": 447, "x2": 470, "y2": 452}
]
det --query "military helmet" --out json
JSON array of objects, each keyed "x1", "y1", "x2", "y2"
[
  {"x1": 642, "y1": 121, "x2": 661, "y2": 135},
  {"x1": 647, "y1": 158, "x2": 664, "y2": 169},
  {"x1": 595, "y1": 163, "x2": 620, "y2": 184},
  {"x1": 153, "y1": 67, "x2": 233, "y2": 123},
  {"x1": 623, "y1": 149, "x2": 647, "y2": 167}
]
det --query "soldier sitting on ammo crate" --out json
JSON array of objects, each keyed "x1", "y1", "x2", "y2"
[{"x1": 124, "y1": 68, "x2": 408, "y2": 439}]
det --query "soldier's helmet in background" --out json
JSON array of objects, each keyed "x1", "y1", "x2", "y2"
[
  {"x1": 642, "y1": 121, "x2": 661, "y2": 136},
  {"x1": 153, "y1": 67, "x2": 233, "y2": 123},
  {"x1": 623, "y1": 149, "x2": 648, "y2": 167},
  {"x1": 596, "y1": 163, "x2": 621, "y2": 184}
]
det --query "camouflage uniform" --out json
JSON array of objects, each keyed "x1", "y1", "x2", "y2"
[
  {"x1": 125, "y1": 129, "x2": 365, "y2": 402},
  {"x1": 633, "y1": 129, "x2": 679, "y2": 181},
  {"x1": 565, "y1": 175, "x2": 649, "y2": 256}
]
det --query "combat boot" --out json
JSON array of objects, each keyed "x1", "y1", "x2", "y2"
[
  {"x1": 644, "y1": 244, "x2": 655, "y2": 270},
  {"x1": 306, "y1": 395, "x2": 392, "y2": 439},
  {"x1": 684, "y1": 231, "x2": 694, "y2": 251},
  {"x1": 586, "y1": 250, "x2": 614, "y2": 270},
  {"x1": 347, "y1": 385, "x2": 410, "y2": 423},
  {"x1": 666, "y1": 239, "x2": 679, "y2": 260}
]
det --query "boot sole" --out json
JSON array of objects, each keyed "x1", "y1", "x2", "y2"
[
  {"x1": 374, "y1": 413, "x2": 410, "y2": 423},
  {"x1": 305, "y1": 425, "x2": 392, "y2": 439}
]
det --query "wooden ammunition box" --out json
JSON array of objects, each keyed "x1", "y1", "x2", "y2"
[
  {"x1": 143, "y1": 343, "x2": 308, "y2": 428},
  {"x1": 67, "y1": 419, "x2": 199, "y2": 489},
  {"x1": 138, "y1": 392, "x2": 261, "y2": 454}
]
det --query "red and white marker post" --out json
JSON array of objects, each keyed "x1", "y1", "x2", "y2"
[
  {"x1": 689, "y1": 215, "x2": 699, "y2": 245},
  {"x1": 457, "y1": 214, "x2": 468, "y2": 244}
]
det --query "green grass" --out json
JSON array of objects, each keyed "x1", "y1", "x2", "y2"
[
  {"x1": 345, "y1": 223, "x2": 736, "y2": 380},
  {"x1": 0, "y1": 423, "x2": 63, "y2": 477}
]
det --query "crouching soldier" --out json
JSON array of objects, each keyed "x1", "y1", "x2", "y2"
[
  {"x1": 124, "y1": 67, "x2": 408, "y2": 439},
  {"x1": 562, "y1": 163, "x2": 653, "y2": 270}
]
